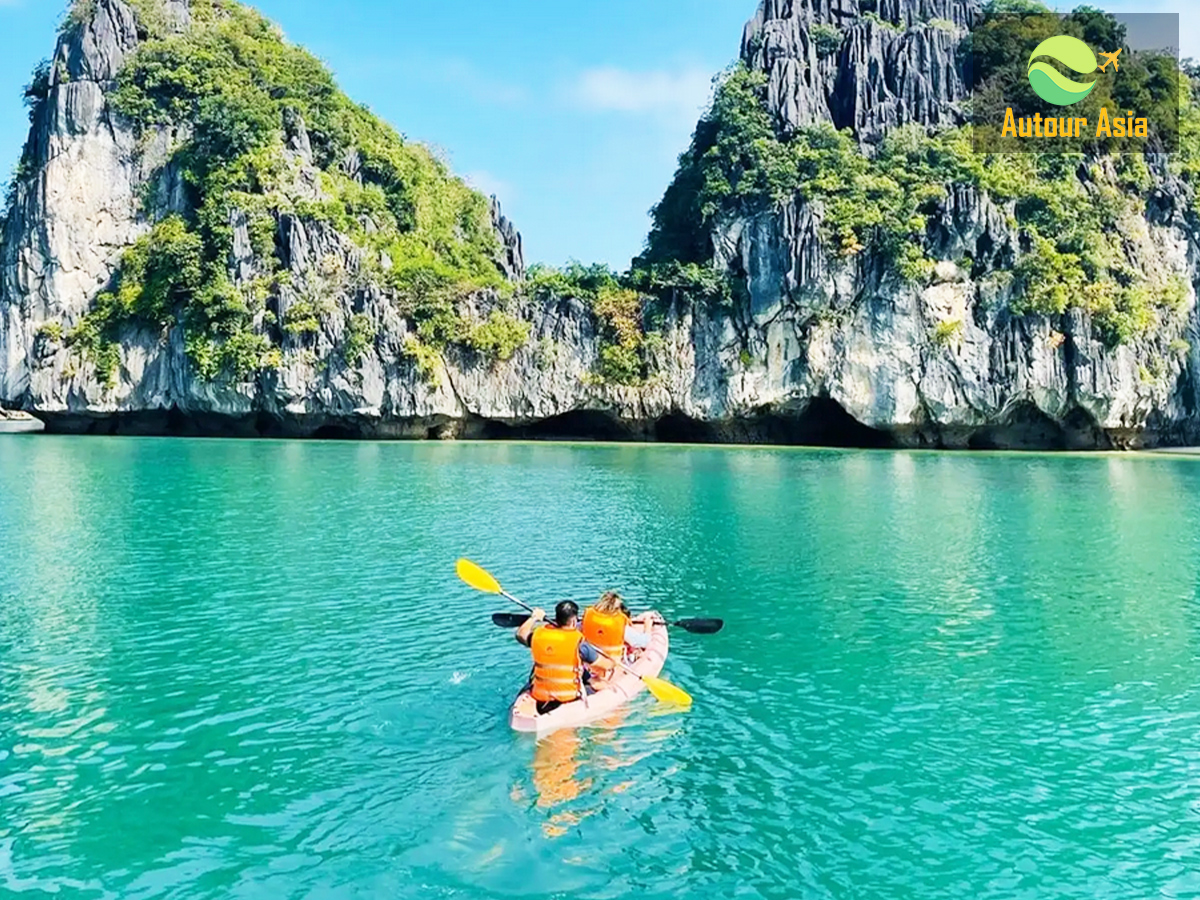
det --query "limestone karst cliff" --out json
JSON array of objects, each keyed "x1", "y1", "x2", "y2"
[{"x1": 1, "y1": 0, "x2": 1198, "y2": 448}]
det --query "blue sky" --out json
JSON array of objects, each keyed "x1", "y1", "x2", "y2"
[{"x1": 0, "y1": 1, "x2": 1196, "y2": 271}]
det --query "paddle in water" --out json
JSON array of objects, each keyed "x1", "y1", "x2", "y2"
[
  {"x1": 490, "y1": 612, "x2": 723, "y2": 634},
  {"x1": 456, "y1": 558, "x2": 693, "y2": 707}
]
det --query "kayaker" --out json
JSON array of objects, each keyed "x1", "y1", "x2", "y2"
[
  {"x1": 516, "y1": 601, "x2": 614, "y2": 714},
  {"x1": 582, "y1": 591, "x2": 654, "y2": 663}
]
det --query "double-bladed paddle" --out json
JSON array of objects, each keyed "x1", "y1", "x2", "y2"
[
  {"x1": 489, "y1": 612, "x2": 723, "y2": 634},
  {"x1": 455, "y1": 558, "x2": 693, "y2": 707}
]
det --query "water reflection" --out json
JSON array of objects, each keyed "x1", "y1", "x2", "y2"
[
  {"x1": 512, "y1": 706, "x2": 683, "y2": 839},
  {"x1": 530, "y1": 730, "x2": 591, "y2": 812}
]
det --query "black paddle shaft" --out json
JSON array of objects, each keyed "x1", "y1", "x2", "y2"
[{"x1": 490, "y1": 612, "x2": 723, "y2": 634}]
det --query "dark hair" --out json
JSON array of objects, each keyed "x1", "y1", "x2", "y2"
[{"x1": 555, "y1": 600, "x2": 580, "y2": 627}]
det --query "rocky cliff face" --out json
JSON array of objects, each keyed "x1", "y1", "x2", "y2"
[
  {"x1": 0, "y1": 0, "x2": 567, "y2": 439},
  {"x1": 1, "y1": 0, "x2": 1198, "y2": 448},
  {"x1": 742, "y1": 0, "x2": 975, "y2": 143},
  {"x1": 703, "y1": 0, "x2": 1200, "y2": 449}
]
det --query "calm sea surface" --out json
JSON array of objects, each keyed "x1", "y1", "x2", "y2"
[{"x1": 2, "y1": 436, "x2": 1200, "y2": 899}]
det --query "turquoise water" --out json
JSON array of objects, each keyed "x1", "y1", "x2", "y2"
[{"x1": 3, "y1": 437, "x2": 1200, "y2": 899}]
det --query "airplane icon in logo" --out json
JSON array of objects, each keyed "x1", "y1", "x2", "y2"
[{"x1": 1098, "y1": 49, "x2": 1123, "y2": 73}]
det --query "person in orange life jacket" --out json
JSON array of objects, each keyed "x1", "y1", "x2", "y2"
[
  {"x1": 516, "y1": 600, "x2": 614, "y2": 715},
  {"x1": 581, "y1": 591, "x2": 654, "y2": 664}
]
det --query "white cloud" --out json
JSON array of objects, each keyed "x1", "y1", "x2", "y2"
[
  {"x1": 464, "y1": 169, "x2": 514, "y2": 202},
  {"x1": 433, "y1": 59, "x2": 528, "y2": 107},
  {"x1": 568, "y1": 66, "x2": 713, "y2": 123}
]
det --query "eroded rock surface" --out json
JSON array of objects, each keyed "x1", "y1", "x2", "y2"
[{"x1": 1, "y1": 0, "x2": 1197, "y2": 450}]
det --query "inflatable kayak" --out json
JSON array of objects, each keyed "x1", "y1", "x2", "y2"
[{"x1": 509, "y1": 619, "x2": 670, "y2": 735}]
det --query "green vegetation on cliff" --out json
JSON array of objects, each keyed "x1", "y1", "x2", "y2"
[
  {"x1": 57, "y1": 0, "x2": 508, "y2": 384},
  {"x1": 527, "y1": 263, "x2": 660, "y2": 386},
  {"x1": 22, "y1": 0, "x2": 1199, "y2": 395},
  {"x1": 642, "y1": 10, "x2": 1193, "y2": 346},
  {"x1": 641, "y1": 64, "x2": 969, "y2": 279},
  {"x1": 558, "y1": 1, "x2": 1194, "y2": 380}
]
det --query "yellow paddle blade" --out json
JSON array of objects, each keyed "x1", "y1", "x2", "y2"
[
  {"x1": 643, "y1": 675, "x2": 692, "y2": 707},
  {"x1": 456, "y1": 558, "x2": 502, "y2": 594}
]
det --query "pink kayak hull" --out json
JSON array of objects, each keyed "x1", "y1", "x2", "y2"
[{"x1": 509, "y1": 620, "x2": 670, "y2": 734}]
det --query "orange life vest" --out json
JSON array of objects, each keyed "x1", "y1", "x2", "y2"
[
  {"x1": 581, "y1": 608, "x2": 629, "y2": 660},
  {"x1": 530, "y1": 626, "x2": 584, "y2": 702}
]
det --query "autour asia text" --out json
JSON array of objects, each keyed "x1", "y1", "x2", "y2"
[{"x1": 1001, "y1": 107, "x2": 1149, "y2": 139}]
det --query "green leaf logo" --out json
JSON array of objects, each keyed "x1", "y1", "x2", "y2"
[{"x1": 1027, "y1": 35, "x2": 1098, "y2": 106}]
